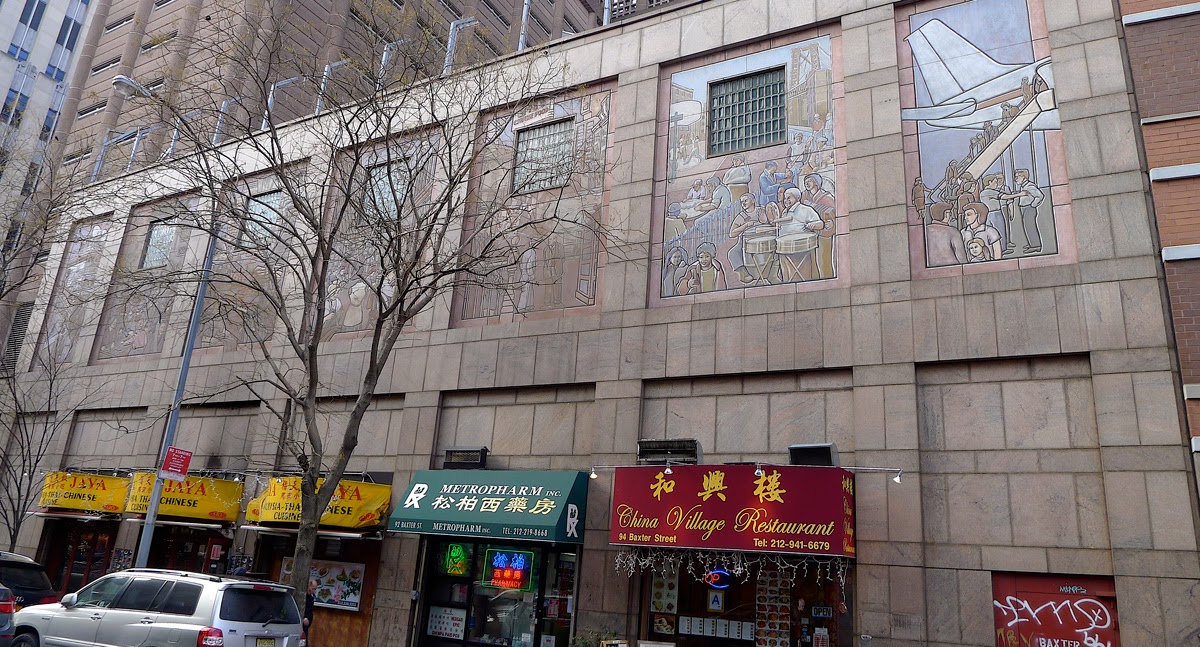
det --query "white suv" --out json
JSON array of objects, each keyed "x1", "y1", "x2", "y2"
[{"x1": 11, "y1": 569, "x2": 304, "y2": 647}]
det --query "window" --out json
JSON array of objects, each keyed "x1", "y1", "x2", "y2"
[
  {"x1": 219, "y1": 588, "x2": 300, "y2": 623},
  {"x1": 481, "y1": 0, "x2": 510, "y2": 28},
  {"x1": 512, "y1": 118, "x2": 574, "y2": 194},
  {"x1": 61, "y1": 147, "x2": 91, "y2": 167},
  {"x1": 8, "y1": 0, "x2": 49, "y2": 61},
  {"x1": 75, "y1": 575, "x2": 131, "y2": 608},
  {"x1": 104, "y1": 13, "x2": 134, "y2": 31},
  {"x1": 2, "y1": 303, "x2": 34, "y2": 373},
  {"x1": 21, "y1": 162, "x2": 40, "y2": 196},
  {"x1": 530, "y1": 12, "x2": 549, "y2": 35},
  {"x1": 141, "y1": 30, "x2": 177, "y2": 52},
  {"x1": 45, "y1": 0, "x2": 87, "y2": 81},
  {"x1": 0, "y1": 562, "x2": 51, "y2": 591},
  {"x1": 77, "y1": 101, "x2": 107, "y2": 119},
  {"x1": 40, "y1": 109, "x2": 58, "y2": 142},
  {"x1": 240, "y1": 191, "x2": 281, "y2": 246},
  {"x1": 368, "y1": 162, "x2": 408, "y2": 219},
  {"x1": 153, "y1": 0, "x2": 176, "y2": 8},
  {"x1": 1, "y1": 89, "x2": 30, "y2": 126},
  {"x1": 707, "y1": 67, "x2": 787, "y2": 156},
  {"x1": 157, "y1": 582, "x2": 202, "y2": 615},
  {"x1": 113, "y1": 578, "x2": 167, "y2": 611},
  {"x1": 140, "y1": 220, "x2": 175, "y2": 268},
  {"x1": 474, "y1": 33, "x2": 499, "y2": 58},
  {"x1": 90, "y1": 57, "x2": 121, "y2": 76}
]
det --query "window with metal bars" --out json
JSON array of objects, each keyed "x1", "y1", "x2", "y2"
[
  {"x1": 512, "y1": 118, "x2": 574, "y2": 194},
  {"x1": 140, "y1": 220, "x2": 175, "y2": 268},
  {"x1": 707, "y1": 67, "x2": 787, "y2": 156},
  {"x1": 2, "y1": 303, "x2": 33, "y2": 373}
]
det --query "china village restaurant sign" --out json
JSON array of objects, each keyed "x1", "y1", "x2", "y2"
[{"x1": 609, "y1": 464, "x2": 855, "y2": 558}]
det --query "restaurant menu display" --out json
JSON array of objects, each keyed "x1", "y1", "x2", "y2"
[
  {"x1": 428, "y1": 605, "x2": 468, "y2": 639},
  {"x1": 281, "y1": 558, "x2": 366, "y2": 611},
  {"x1": 651, "y1": 571, "x2": 678, "y2": 614},
  {"x1": 755, "y1": 569, "x2": 791, "y2": 647}
]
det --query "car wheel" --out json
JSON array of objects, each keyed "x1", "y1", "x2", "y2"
[{"x1": 12, "y1": 633, "x2": 39, "y2": 647}]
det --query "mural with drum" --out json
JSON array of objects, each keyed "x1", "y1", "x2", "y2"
[{"x1": 653, "y1": 34, "x2": 845, "y2": 302}]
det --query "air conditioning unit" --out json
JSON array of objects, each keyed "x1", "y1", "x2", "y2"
[
  {"x1": 637, "y1": 439, "x2": 702, "y2": 465},
  {"x1": 788, "y1": 443, "x2": 839, "y2": 466},
  {"x1": 444, "y1": 446, "x2": 489, "y2": 469}
]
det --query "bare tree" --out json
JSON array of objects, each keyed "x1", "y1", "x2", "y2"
[
  {"x1": 0, "y1": 346, "x2": 108, "y2": 552},
  {"x1": 0, "y1": 100, "x2": 105, "y2": 552},
  {"x1": 92, "y1": 0, "x2": 618, "y2": 604}
]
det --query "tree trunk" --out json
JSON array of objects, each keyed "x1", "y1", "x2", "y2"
[{"x1": 290, "y1": 475, "x2": 321, "y2": 612}]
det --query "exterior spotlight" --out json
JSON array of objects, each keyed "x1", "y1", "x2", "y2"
[
  {"x1": 663, "y1": 464, "x2": 673, "y2": 475},
  {"x1": 589, "y1": 468, "x2": 598, "y2": 480},
  {"x1": 754, "y1": 464, "x2": 764, "y2": 477},
  {"x1": 893, "y1": 471, "x2": 903, "y2": 484}
]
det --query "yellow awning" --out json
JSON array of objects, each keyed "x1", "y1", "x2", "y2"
[
  {"x1": 38, "y1": 472, "x2": 130, "y2": 513},
  {"x1": 125, "y1": 473, "x2": 244, "y2": 521},
  {"x1": 247, "y1": 477, "x2": 391, "y2": 529}
]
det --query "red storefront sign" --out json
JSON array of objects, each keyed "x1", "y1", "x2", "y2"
[
  {"x1": 992, "y1": 573, "x2": 1120, "y2": 647},
  {"x1": 608, "y1": 464, "x2": 855, "y2": 557}
]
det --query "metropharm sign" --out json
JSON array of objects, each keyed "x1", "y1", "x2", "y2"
[
  {"x1": 390, "y1": 470, "x2": 589, "y2": 544},
  {"x1": 126, "y1": 473, "x2": 243, "y2": 521},
  {"x1": 38, "y1": 472, "x2": 130, "y2": 513}
]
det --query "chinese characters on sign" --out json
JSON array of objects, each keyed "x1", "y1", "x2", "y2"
[
  {"x1": 609, "y1": 464, "x2": 855, "y2": 557},
  {"x1": 484, "y1": 549, "x2": 535, "y2": 591}
]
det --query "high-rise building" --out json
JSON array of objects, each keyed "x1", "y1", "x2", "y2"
[{"x1": 56, "y1": 0, "x2": 601, "y2": 181}]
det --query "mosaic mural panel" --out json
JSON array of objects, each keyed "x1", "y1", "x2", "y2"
[
  {"x1": 38, "y1": 220, "x2": 118, "y2": 364},
  {"x1": 654, "y1": 35, "x2": 844, "y2": 302},
  {"x1": 452, "y1": 89, "x2": 610, "y2": 325},
  {"x1": 320, "y1": 139, "x2": 439, "y2": 340},
  {"x1": 898, "y1": 0, "x2": 1072, "y2": 271},
  {"x1": 93, "y1": 207, "x2": 194, "y2": 361}
]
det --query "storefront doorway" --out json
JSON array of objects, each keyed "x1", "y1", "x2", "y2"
[
  {"x1": 419, "y1": 538, "x2": 578, "y2": 647},
  {"x1": 38, "y1": 519, "x2": 120, "y2": 597},
  {"x1": 145, "y1": 524, "x2": 232, "y2": 574},
  {"x1": 632, "y1": 556, "x2": 853, "y2": 647}
]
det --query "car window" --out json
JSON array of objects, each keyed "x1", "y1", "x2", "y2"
[
  {"x1": 0, "y1": 564, "x2": 52, "y2": 591},
  {"x1": 113, "y1": 578, "x2": 167, "y2": 611},
  {"x1": 218, "y1": 588, "x2": 300, "y2": 623},
  {"x1": 75, "y1": 576, "x2": 130, "y2": 608},
  {"x1": 159, "y1": 582, "x2": 202, "y2": 615}
]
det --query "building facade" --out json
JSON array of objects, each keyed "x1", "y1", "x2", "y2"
[
  {"x1": 1124, "y1": 0, "x2": 1200, "y2": 494},
  {"x1": 14, "y1": 0, "x2": 1200, "y2": 647}
]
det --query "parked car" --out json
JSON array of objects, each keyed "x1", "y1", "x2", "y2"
[
  {"x1": 12, "y1": 568, "x2": 304, "y2": 647},
  {"x1": 0, "y1": 554, "x2": 56, "y2": 611},
  {"x1": 0, "y1": 584, "x2": 15, "y2": 647}
]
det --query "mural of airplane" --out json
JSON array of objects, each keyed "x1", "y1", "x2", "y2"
[{"x1": 902, "y1": 18, "x2": 1058, "y2": 131}]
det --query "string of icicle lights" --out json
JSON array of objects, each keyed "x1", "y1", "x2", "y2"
[{"x1": 613, "y1": 546, "x2": 848, "y2": 592}]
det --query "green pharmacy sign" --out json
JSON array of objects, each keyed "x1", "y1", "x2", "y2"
[{"x1": 390, "y1": 470, "x2": 590, "y2": 544}]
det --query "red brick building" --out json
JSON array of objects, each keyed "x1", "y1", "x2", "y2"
[{"x1": 1124, "y1": 1, "x2": 1200, "y2": 447}]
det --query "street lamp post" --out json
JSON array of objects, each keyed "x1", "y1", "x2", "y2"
[{"x1": 112, "y1": 74, "x2": 222, "y2": 569}]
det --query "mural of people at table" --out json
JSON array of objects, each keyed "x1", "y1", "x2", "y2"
[
  {"x1": 656, "y1": 35, "x2": 840, "y2": 298},
  {"x1": 899, "y1": 0, "x2": 1068, "y2": 268}
]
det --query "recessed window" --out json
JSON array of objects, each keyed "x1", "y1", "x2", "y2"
[
  {"x1": 104, "y1": 13, "x2": 133, "y2": 31},
  {"x1": 512, "y1": 118, "x2": 574, "y2": 194},
  {"x1": 77, "y1": 101, "x2": 107, "y2": 119},
  {"x1": 90, "y1": 56, "x2": 121, "y2": 75},
  {"x1": 708, "y1": 67, "x2": 787, "y2": 156},
  {"x1": 141, "y1": 30, "x2": 177, "y2": 52},
  {"x1": 140, "y1": 219, "x2": 175, "y2": 268},
  {"x1": 153, "y1": 0, "x2": 175, "y2": 9},
  {"x1": 240, "y1": 190, "x2": 281, "y2": 246},
  {"x1": 61, "y1": 148, "x2": 91, "y2": 166}
]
